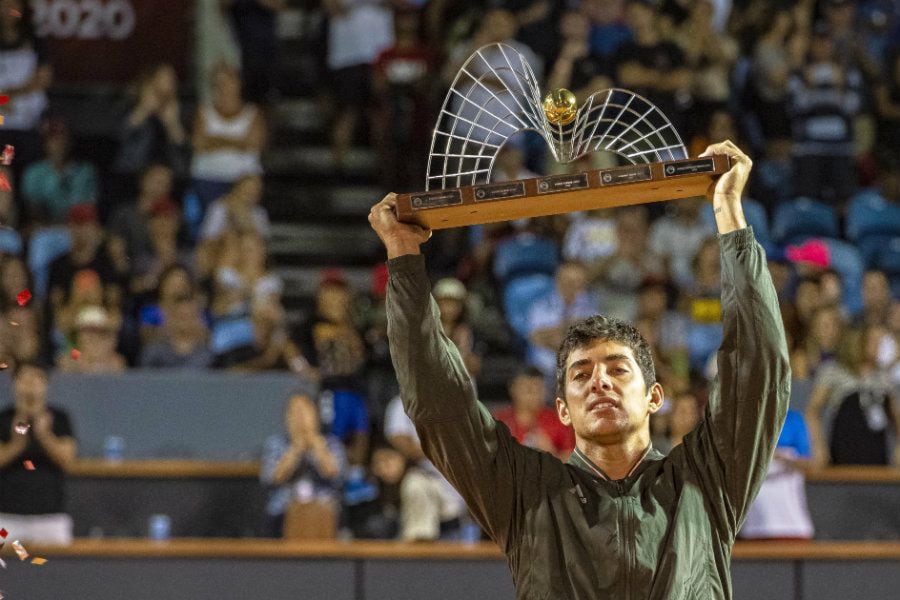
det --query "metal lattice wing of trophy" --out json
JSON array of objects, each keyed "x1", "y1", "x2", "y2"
[{"x1": 397, "y1": 43, "x2": 728, "y2": 229}]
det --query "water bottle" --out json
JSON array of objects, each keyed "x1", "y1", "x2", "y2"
[
  {"x1": 148, "y1": 514, "x2": 172, "y2": 541},
  {"x1": 103, "y1": 436, "x2": 125, "y2": 462}
]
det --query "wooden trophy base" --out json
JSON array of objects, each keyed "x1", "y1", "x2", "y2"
[{"x1": 395, "y1": 155, "x2": 731, "y2": 230}]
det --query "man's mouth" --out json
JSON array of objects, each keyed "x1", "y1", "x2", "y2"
[{"x1": 587, "y1": 397, "x2": 620, "y2": 412}]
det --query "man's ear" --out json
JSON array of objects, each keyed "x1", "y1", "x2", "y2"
[
  {"x1": 556, "y1": 396, "x2": 571, "y2": 426},
  {"x1": 647, "y1": 382, "x2": 665, "y2": 414}
]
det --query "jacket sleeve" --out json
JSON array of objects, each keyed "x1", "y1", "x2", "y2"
[
  {"x1": 676, "y1": 227, "x2": 791, "y2": 541},
  {"x1": 386, "y1": 254, "x2": 523, "y2": 550}
]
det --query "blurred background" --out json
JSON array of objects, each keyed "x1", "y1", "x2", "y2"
[{"x1": 0, "y1": 0, "x2": 898, "y2": 598}]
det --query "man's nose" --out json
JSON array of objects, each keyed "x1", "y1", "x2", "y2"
[{"x1": 590, "y1": 368, "x2": 613, "y2": 391}]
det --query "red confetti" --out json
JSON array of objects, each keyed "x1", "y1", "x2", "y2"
[
  {"x1": 23, "y1": 460, "x2": 34, "y2": 471},
  {"x1": 15, "y1": 289, "x2": 31, "y2": 306},
  {"x1": 0, "y1": 95, "x2": 8, "y2": 105},
  {"x1": 1, "y1": 145, "x2": 13, "y2": 165},
  {"x1": 0, "y1": 528, "x2": 7, "y2": 539},
  {"x1": 0, "y1": 172, "x2": 9, "y2": 193},
  {"x1": 71, "y1": 348, "x2": 81, "y2": 360}
]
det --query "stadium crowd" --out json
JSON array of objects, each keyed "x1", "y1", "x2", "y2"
[{"x1": 0, "y1": 0, "x2": 898, "y2": 542}]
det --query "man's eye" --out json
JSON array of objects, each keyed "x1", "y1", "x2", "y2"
[
  {"x1": 612, "y1": 368, "x2": 629, "y2": 375},
  {"x1": 573, "y1": 372, "x2": 588, "y2": 380}
]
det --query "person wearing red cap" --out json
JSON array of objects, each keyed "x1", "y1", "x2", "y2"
[
  {"x1": 47, "y1": 203, "x2": 127, "y2": 345},
  {"x1": 21, "y1": 116, "x2": 98, "y2": 226}
]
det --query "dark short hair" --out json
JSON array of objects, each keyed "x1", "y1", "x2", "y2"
[
  {"x1": 511, "y1": 366, "x2": 544, "y2": 383},
  {"x1": 555, "y1": 315, "x2": 656, "y2": 398}
]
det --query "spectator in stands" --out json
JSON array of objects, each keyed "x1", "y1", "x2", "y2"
[
  {"x1": 47, "y1": 204, "x2": 126, "y2": 338},
  {"x1": 648, "y1": 197, "x2": 711, "y2": 290},
  {"x1": 546, "y1": 10, "x2": 613, "y2": 103},
  {"x1": 112, "y1": 63, "x2": 189, "y2": 196},
  {"x1": 589, "y1": 205, "x2": 666, "y2": 322},
  {"x1": 384, "y1": 394, "x2": 466, "y2": 541},
  {"x1": 614, "y1": 0, "x2": 691, "y2": 131},
  {"x1": 787, "y1": 22, "x2": 863, "y2": 205},
  {"x1": 21, "y1": 117, "x2": 98, "y2": 227},
  {"x1": 681, "y1": 237, "x2": 724, "y2": 375},
  {"x1": 0, "y1": 361, "x2": 76, "y2": 544},
  {"x1": 138, "y1": 264, "x2": 202, "y2": 343},
  {"x1": 580, "y1": 0, "x2": 631, "y2": 60},
  {"x1": 295, "y1": 271, "x2": 372, "y2": 498},
  {"x1": 189, "y1": 63, "x2": 266, "y2": 220},
  {"x1": 875, "y1": 49, "x2": 900, "y2": 156},
  {"x1": 139, "y1": 293, "x2": 212, "y2": 369},
  {"x1": 228, "y1": 0, "x2": 284, "y2": 104},
  {"x1": 209, "y1": 232, "x2": 281, "y2": 322},
  {"x1": 857, "y1": 269, "x2": 893, "y2": 328},
  {"x1": 806, "y1": 324, "x2": 900, "y2": 467},
  {"x1": 652, "y1": 391, "x2": 701, "y2": 455},
  {"x1": 56, "y1": 306, "x2": 126, "y2": 373},
  {"x1": 260, "y1": 391, "x2": 344, "y2": 538},
  {"x1": 372, "y1": 8, "x2": 435, "y2": 193},
  {"x1": 0, "y1": 0, "x2": 52, "y2": 172},
  {"x1": 674, "y1": 0, "x2": 738, "y2": 122},
  {"x1": 527, "y1": 261, "x2": 596, "y2": 388},
  {"x1": 108, "y1": 164, "x2": 176, "y2": 287},
  {"x1": 196, "y1": 174, "x2": 270, "y2": 274},
  {"x1": 216, "y1": 297, "x2": 303, "y2": 371},
  {"x1": 796, "y1": 305, "x2": 845, "y2": 380},
  {"x1": 345, "y1": 444, "x2": 409, "y2": 539},
  {"x1": 740, "y1": 409, "x2": 815, "y2": 541},
  {"x1": 129, "y1": 197, "x2": 190, "y2": 301},
  {"x1": 493, "y1": 367, "x2": 575, "y2": 460},
  {"x1": 562, "y1": 207, "x2": 618, "y2": 267},
  {"x1": 633, "y1": 277, "x2": 689, "y2": 392},
  {"x1": 824, "y1": 0, "x2": 880, "y2": 80},
  {"x1": 324, "y1": 0, "x2": 394, "y2": 168},
  {"x1": 0, "y1": 256, "x2": 41, "y2": 369},
  {"x1": 433, "y1": 277, "x2": 482, "y2": 379},
  {"x1": 742, "y1": 7, "x2": 808, "y2": 180}
]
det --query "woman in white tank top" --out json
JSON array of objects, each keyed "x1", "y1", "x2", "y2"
[{"x1": 189, "y1": 63, "x2": 266, "y2": 210}]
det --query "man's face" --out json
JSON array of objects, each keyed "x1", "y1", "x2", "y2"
[
  {"x1": 556, "y1": 339, "x2": 662, "y2": 444},
  {"x1": 141, "y1": 166, "x2": 173, "y2": 200},
  {"x1": 14, "y1": 366, "x2": 48, "y2": 416}
]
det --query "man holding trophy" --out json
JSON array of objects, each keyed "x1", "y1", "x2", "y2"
[{"x1": 368, "y1": 138, "x2": 790, "y2": 599}]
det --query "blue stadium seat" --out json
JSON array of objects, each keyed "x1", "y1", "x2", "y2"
[
  {"x1": 702, "y1": 197, "x2": 772, "y2": 248},
  {"x1": 845, "y1": 189, "x2": 900, "y2": 242},
  {"x1": 503, "y1": 273, "x2": 555, "y2": 341},
  {"x1": 27, "y1": 227, "x2": 72, "y2": 297},
  {"x1": 876, "y1": 236, "x2": 900, "y2": 276},
  {"x1": 0, "y1": 227, "x2": 23, "y2": 256},
  {"x1": 772, "y1": 197, "x2": 839, "y2": 245},
  {"x1": 493, "y1": 233, "x2": 559, "y2": 283}
]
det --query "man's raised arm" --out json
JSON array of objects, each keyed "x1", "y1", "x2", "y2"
[
  {"x1": 679, "y1": 142, "x2": 792, "y2": 540},
  {"x1": 369, "y1": 195, "x2": 518, "y2": 549}
]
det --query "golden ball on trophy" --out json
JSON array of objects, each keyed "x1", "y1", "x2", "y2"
[{"x1": 542, "y1": 88, "x2": 578, "y2": 126}]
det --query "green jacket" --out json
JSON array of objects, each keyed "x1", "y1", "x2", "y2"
[{"x1": 386, "y1": 227, "x2": 790, "y2": 600}]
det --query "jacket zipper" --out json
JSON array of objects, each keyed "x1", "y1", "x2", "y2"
[{"x1": 617, "y1": 480, "x2": 633, "y2": 599}]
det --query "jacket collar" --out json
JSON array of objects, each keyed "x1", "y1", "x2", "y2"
[{"x1": 567, "y1": 443, "x2": 656, "y2": 482}]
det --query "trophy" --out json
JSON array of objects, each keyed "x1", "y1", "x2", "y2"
[{"x1": 395, "y1": 44, "x2": 729, "y2": 229}]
